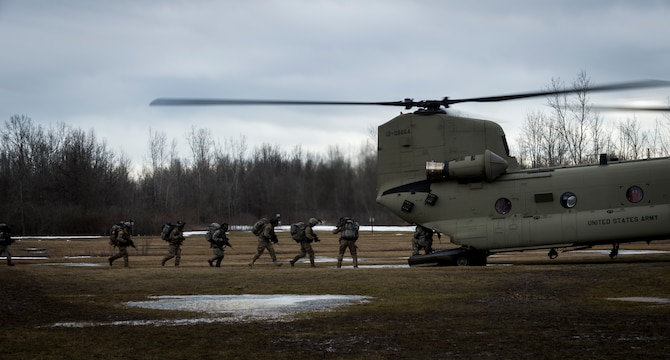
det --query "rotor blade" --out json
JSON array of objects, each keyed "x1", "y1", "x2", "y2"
[
  {"x1": 150, "y1": 79, "x2": 670, "y2": 109},
  {"x1": 446, "y1": 80, "x2": 670, "y2": 106},
  {"x1": 592, "y1": 105, "x2": 670, "y2": 112},
  {"x1": 150, "y1": 98, "x2": 411, "y2": 107}
]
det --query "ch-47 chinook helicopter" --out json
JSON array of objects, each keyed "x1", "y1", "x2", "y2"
[{"x1": 151, "y1": 79, "x2": 670, "y2": 266}]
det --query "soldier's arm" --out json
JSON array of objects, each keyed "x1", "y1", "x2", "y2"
[{"x1": 261, "y1": 224, "x2": 273, "y2": 239}]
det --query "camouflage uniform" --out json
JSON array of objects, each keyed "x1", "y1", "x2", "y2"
[
  {"x1": 162, "y1": 221, "x2": 185, "y2": 267},
  {"x1": 333, "y1": 217, "x2": 359, "y2": 268},
  {"x1": 0, "y1": 224, "x2": 15, "y2": 266},
  {"x1": 208, "y1": 222, "x2": 231, "y2": 267},
  {"x1": 411, "y1": 225, "x2": 435, "y2": 256},
  {"x1": 249, "y1": 217, "x2": 282, "y2": 267},
  {"x1": 290, "y1": 218, "x2": 320, "y2": 268},
  {"x1": 109, "y1": 221, "x2": 135, "y2": 267}
]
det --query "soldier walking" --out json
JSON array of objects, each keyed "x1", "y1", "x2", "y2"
[
  {"x1": 109, "y1": 220, "x2": 136, "y2": 267},
  {"x1": 333, "y1": 217, "x2": 360, "y2": 268},
  {"x1": 207, "y1": 222, "x2": 232, "y2": 267},
  {"x1": 162, "y1": 220, "x2": 186, "y2": 267},
  {"x1": 289, "y1": 218, "x2": 321, "y2": 268},
  {"x1": 249, "y1": 217, "x2": 282, "y2": 267},
  {"x1": 0, "y1": 224, "x2": 15, "y2": 266}
]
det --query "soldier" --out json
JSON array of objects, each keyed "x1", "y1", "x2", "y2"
[
  {"x1": 161, "y1": 220, "x2": 186, "y2": 267},
  {"x1": 248, "y1": 217, "x2": 282, "y2": 267},
  {"x1": 0, "y1": 223, "x2": 15, "y2": 266},
  {"x1": 207, "y1": 222, "x2": 232, "y2": 267},
  {"x1": 411, "y1": 224, "x2": 435, "y2": 256},
  {"x1": 289, "y1": 218, "x2": 321, "y2": 268},
  {"x1": 109, "y1": 220, "x2": 136, "y2": 267},
  {"x1": 333, "y1": 217, "x2": 360, "y2": 268}
]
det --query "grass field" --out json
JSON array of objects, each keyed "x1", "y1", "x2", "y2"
[{"x1": 2, "y1": 229, "x2": 670, "y2": 359}]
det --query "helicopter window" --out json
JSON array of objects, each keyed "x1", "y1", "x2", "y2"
[
  {"x1": 626, "y1": 186, "x2": 644, "y2": 203},
  {"x1": 560, "y1": 192, "x2": 577, "y2": 208},
  {"x1": 495, "y1": 198, "x2": 512, "y2": 215}
]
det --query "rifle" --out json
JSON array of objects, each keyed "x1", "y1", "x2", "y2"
[{"x1": 223, "y1": 238, "x2": 233, "y2": 248}]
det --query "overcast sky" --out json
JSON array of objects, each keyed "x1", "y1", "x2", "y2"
[{"x1": 1, "y1": 0, "x2": 669, "y2": 171}]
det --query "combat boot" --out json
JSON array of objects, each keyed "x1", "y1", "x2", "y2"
[
  {"x1": 337, "y1": 259, "x2": 342, "y2": 268},
  {"x1": 289, "y1": 260, "x2": 295, "y2": 267},
  {"x1": 353, "y1": 256, "x2": 358, "y2": 268}
]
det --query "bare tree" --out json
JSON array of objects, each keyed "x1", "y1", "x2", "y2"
[
  {"x1": 521, "y1": 71, "x2": 607, "y2": 168},
  {"x1": 616, "y1": 116, "x2": 649, "y2": 160}
]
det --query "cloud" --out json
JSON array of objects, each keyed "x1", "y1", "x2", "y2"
[{"x1": 1, "y1": 0, "x2": 669, "y2": 170}]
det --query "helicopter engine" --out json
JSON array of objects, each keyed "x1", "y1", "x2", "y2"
[{"x1": 426, "y1": 149, "x2": 509, "y2": 182}]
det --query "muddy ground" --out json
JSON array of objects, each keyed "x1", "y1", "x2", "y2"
[{"x1": 1, "y1": 230, "x2": 669, "y2": 359}]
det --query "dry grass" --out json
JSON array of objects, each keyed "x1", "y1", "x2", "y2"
[{"x1": 2, "y1": 229, "x2": 670, "y2": 359}]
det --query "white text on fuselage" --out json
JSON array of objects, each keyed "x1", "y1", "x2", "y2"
[
  {"x1": 385, "y1": 128, "x2": 411, "y2": 136},
  {"x1": 587, "y1": 215, "x2": 658, "y2": 226}
]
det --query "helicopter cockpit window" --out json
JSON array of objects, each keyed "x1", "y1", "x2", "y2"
[
  {"x1": 626, "y1": 186, "x2": 644, "y2": 203},
  {"x1": 560, "y1": 192, "x2": 577, "y2": 209},
  {"x1": 495, "y1": 198, "x2": 512, "y2": 215}
]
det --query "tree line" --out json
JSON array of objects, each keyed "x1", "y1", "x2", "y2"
[
  {"x1": 0, "y1": 115, "x2": 391, "y2": 235},
  {"x1": 3, "y1": 72, "x2": 667, "y2": 235},
  {"x1": 514, "y1": 71, "x2": 670, "y2": 168}
]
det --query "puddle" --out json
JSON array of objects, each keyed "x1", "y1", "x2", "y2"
[
  {"x1": 51, "y1": 294, "x2": 371, "y2": 328},
  {"x1": 606, "y1": 297, "x2": 670, "y2": 304},
  {"x1": 307, "y1": 256, "x2": 408, "y2": 268},
  {"x1": 38, "y1": 262, "x2": 104, "y2": 267}
]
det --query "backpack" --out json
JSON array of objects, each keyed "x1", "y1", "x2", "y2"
[
  {"x1": 251, "y1": 219, "x2": 267, "y2": 236},
  {"x1": 206, "y1": 223, "x2": 220, "y2": 243},
  {"x1": 341, "y1": 219, "x2": 359, "y2": 240},
  {"x1": 290, "y1": 222, "x2": 307, "y2": 242},
  {"x1": 0, "y1": 224, "x2": 13, "y2": 245},
  {"x1": 109, "y1": 224, "x2": 121, "y2": 246},
  {"x1": 161, "y1": 223, "x2": 175, "y2": 241}
]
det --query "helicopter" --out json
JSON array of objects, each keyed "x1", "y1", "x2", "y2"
[{"x1": 151, "y1": 80, "x2": 670, "y2": 266}]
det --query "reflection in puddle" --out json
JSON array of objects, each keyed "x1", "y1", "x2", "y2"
[
  {"x1": 127, "y1": 294, "x2": 371, "y2": 316},
  {"x1": 607, "y1": 297, "x2": 670, "y2": 304},
  {"x1": 310, "y1": 256, "x2": 408, "y2": 268},
  {"x1": 51, "y1": 294, "x2": 371, "y2": 328},
  {"x1": 38, "y1": 262, "x2": 104, "y2": 267}
]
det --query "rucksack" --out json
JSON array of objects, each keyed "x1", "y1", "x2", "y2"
[
  {"x1": 290, "y1": 222, "x2": 307, "y2": 242},
  {"x1": 251, "y1": 219, "x2": 267, "y2": 236},
  {"x1": 206, "y1": 223, "x2": 220, "y2": 243},
  {"x1": 109, "y1": 224, "x2": 121, "y2": 246},
  {"x1": 341, "y1": 219, "x2": 359, "y2": 240},
  {"x1": 161, "y1": 223, "x2": 175, "y2": 241}
]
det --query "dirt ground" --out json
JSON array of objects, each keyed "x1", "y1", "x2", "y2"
[{"x1": 1, "y1": 229, "x2": 669, "y2": 359}]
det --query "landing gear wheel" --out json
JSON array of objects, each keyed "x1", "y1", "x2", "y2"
[{"x1": 456, "y1": 256, "x2": 469, "y2": 266}]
